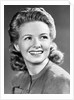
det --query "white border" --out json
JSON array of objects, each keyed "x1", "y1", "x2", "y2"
[
  {"x1": 0, "y1": 0, "x2": 70, "y2": 5},
  {"x1": 0, "y1": 0, "x2": 74, "y2": 100}
]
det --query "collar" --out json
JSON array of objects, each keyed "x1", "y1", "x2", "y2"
[{"x1": 31, "y1": 60, "x2": 50, "y2": 80}]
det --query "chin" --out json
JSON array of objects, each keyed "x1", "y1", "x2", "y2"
[
  {"x1": 31, "y1": 62, "x2": 43, "y2": 65},
  {"x1": 27, "y1": 58, "x2": 45, "y2": 64}
]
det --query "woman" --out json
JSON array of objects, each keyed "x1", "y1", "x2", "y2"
[{"x1": 8, "y1": 7, "x2": 70, "y2": 94}]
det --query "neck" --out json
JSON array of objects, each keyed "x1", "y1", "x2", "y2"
[{"x1": 24, "y1": 58, "x2": 49, "y2": 76}]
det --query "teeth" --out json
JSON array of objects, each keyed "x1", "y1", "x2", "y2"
[{"x1": 30, "y1": 51, "x2": 42, "y2": 55}]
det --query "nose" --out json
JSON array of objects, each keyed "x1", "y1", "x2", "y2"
[{"x1": 33, "y1": 38, "x2": 41, "y2": 49}]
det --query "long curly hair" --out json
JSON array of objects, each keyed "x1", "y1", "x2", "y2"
[{"x1": 8, "y1": 7, "x2": 64, "y2": 71}]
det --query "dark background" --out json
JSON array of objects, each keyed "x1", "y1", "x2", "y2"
[{"x1": 4, "y1": 5, "x2": 70, "y2": 94}]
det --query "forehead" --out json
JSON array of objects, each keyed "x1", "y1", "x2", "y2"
[{"x1": 19, "y1": 21, "x2": 50, "y2": 37}]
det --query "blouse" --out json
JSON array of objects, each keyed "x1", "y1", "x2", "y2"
[{"x1": 11, "y1": 60, "x2": 70, "y2": 94}]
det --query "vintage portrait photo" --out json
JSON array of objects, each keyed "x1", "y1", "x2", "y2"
[
  {"x1": 4, "y1": 5, "x2": 70, "y2": 94},
  {"x1": 0, "y1": 0, "x2": 74, "y2": 100}
]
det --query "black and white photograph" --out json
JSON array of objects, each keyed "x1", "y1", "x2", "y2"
[{"x1": 0, "y1": 0, "x2": 74, "y2": 100}]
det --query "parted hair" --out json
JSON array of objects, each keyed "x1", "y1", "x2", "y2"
[{"x1": 8, "y1": 7, "x2": 64, "y2": 71}]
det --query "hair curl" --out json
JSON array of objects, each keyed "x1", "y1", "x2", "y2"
[{"x1": 8, "y1": 7, "x2": 64, "y2": 71}]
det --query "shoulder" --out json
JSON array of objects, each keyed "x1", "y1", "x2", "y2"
[
  {"x1": 11, "y1": 71, "x2": 30, "y2": 94},
  {"x1": 43, "y1": 61, "x2": 70, "y2": 94},
  {"x1": 48, "y1": 61, "x2": 70, "y2": 80},
  {"x1": 11, "y1": 71, "x2": 29, "y2": 87}
]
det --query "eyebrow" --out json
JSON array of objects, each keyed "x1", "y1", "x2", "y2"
[
  {"x1": 22, "y1": 34, "x2": 32, "y2": 38},
  {"x1": 21, "y1": 33, "x2": 48, "y2": 39},
  {"x1": 40, "y1": 33, "x2": 48, "y2": 36}
]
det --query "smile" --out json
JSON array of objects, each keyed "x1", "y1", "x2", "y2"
[{"x1": 29, "y1": 50, "x2": 43, "y2": 55}]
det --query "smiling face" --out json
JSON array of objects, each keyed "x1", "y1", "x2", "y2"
[{"x1": 15, "y1": 21, "x2": 51, "y2": 64}]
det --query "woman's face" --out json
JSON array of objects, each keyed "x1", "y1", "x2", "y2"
[{"x1": 15, "y1": 21, "x2": 51, "y2": 64}]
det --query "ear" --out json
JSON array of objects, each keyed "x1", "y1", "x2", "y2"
[
  {"x1": 50, "y1": 42, "x2": 57, "y2": 50},
  {"x1": 14, "y1": 44, "x2": 20, "y2": 51}
]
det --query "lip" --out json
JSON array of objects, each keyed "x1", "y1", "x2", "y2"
[{"x1": 29, "y1": 50, "x2": 43, "y2": 55}]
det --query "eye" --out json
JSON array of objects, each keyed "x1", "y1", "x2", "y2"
[
  {"x1": 24, "y1": 37, "x2": 32, "y2": 40},
  {"x1": 41, "y1": 36, "x2": 48, "y2": 39}
]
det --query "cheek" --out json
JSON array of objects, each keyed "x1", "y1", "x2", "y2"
[
  {"x1": 43, "y1": 41, "x2": 51, "y2": 51},
  {"x1": 19, "y1": 42, "x2": 30, "y2": 52}
]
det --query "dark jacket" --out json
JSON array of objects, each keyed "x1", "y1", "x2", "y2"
[{"x1": 12, "y1": 61, "x2": 70, "y2": 94}]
